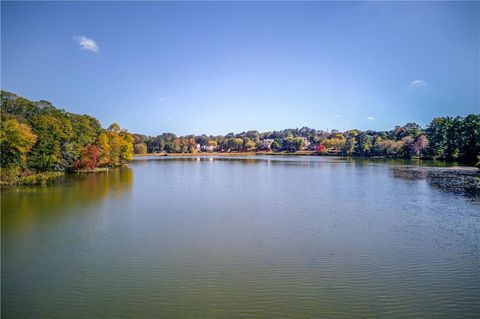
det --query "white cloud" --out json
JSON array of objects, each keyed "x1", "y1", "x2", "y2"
[
  {"x1": 74, "y1": 36, "x2": 99, "y2": 52},
  {"x1": 366, "y1": 117, "x2": 375, "y2": 120},
  {"x1": 157, "y1": 97, "x2": 165, "y2": 102},
  {"x1": 410, "y1": 80, "x2": 427, "y2": 87}
]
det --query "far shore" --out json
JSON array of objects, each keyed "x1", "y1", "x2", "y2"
[{"x1": 136, "y1": 151, "x2": 323, "y2": 157}]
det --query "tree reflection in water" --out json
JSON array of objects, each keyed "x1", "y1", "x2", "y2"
[{"x1": 1, "y1": 167, "x2": 133, "y2": 232}]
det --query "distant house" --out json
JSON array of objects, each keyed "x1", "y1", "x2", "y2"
[{"x1": 201, "y1": 144, "x2": 215, "y2": 152}]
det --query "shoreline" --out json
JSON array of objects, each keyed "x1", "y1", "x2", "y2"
[
  {"x1": 136, "y1": 151, "x2": 343, "y2": 157},
  {"x1": 134, "y1": 152, "x2": 479, "y2": 167}
]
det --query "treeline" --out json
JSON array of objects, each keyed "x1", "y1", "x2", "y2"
[
  {"x1": 1, "y1": 91, "x2": 134, "y2": 184},
  {"x1": 1, "y1": 90, "x2": 478, "y2": 187},
  {"x1": 133, "y1": 115, "x2": 480, "y2": 165}
]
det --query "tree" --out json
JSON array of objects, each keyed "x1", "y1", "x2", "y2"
[
  {"x1": 133, "y1": 133, "x2": 148, "y2": 145},
  {"x1": 134, "y1": 143, "x2": 147, "y2": 154},
  {"x1": 410, "y1": 134, "x2": 429, "y2": 157},
  {"x1": 28, "y1": 114, "x2": 73, "y2": 171},
  {"x1": 1, "y1": 91, "x2": 41, "y2": 120},
  {"x1": 400, "y1": 136, "x2": 415, "y2": 158},
  {"x1": 392, "y1": 123, "x2": 422, "y2": 140},
  {"x1": 104, "y1": 125, "x2": 134, "y2": 164},
  {"x1": 74, "y1": 144, "x2": 101, "y2": 170},
  {"x1": 342, "y1": 130, "x2": 358, "y2": 156},
  {"x1": 427, "y1": 117, "x2": 451, "y2": 159},
  {"x1": 96, "y1": 132, "x2": 111, "y2": 166},
  {"x1": 70, "y1": 114, "x2": 102, "y2": 146},
  {"x1": 283, "y1": 137, "x2": 305, "y2": 152},
  {"x1": 1, "y1": 91, "x2": 135, "y2": 176},
  {"x1": 61, "y1": 141, "x2": 80, "y2": 170},
  {"x1": 426, "y1": 115, "x2": 480, "y2": 163},
  {"x1": 245, "y1": 131, "x2": 261, "y2": 144},
  {"x1": 458, "y1": 114, "x2": 480, "y2": 164},
  {"x1": 120, "y1": 131, "x2": 134, "y2": 162},
  {"x1": 243, "y1": 138, "x2": 256, "y2": 151},
  {"x1": 0, "y1": 116, "x2": 37, "y2": 169},
  {"x1": 322, "y1": 135, "x2": 346, "y2": 153},
  {"x1": 207, "y1": 140, "x2": 218, "y2": 148},
  {"x1": 107, "y1": 123, "x2": 122, "y2": 133},
  {"x1": 271, "y1": 139, "x2": 283, "y2": 151},
  {"x1": 373, "y1": 138, "x2": 404, "y2": 157},
  {"x1": 355, "y1": 133, "x2": 373, "y2": 156},
  {"x1": 316, "y1": 144, "x2": 325, "y2": 153}
]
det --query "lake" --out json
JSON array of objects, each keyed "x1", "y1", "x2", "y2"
[{"x1": 2, "y1": 156, "x2": 479, "y2": 318}]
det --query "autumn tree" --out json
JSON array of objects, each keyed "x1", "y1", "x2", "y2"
[
  {"x1": 0, "y1": 116, "x2": 37, "y2": 169},
  {"x1": 134, "y1": 143, "x2": 147, "y2": 154}
]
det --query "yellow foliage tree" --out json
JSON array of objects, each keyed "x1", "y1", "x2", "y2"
[{"x1": 0, "y1": 116, "x2": 37, "y2": 169}]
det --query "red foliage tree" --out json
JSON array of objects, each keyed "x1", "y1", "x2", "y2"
[
  {"x1": 316, "y1": 144, "x2": 325, "y2": 153},
  {"x1": 73, "y1": 144, "x2": 101, "y2": 170}
]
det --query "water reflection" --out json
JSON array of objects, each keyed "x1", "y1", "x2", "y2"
[
  {"x1": 135, "y1": 154, "x2": 460, "y2": 167},
  {"x1": 134, "y1": 155, "x2": 349, "y2": 168},
  {"x1": 2, "y1": 158, "x2": 479, "y2": 319},
  {"x1": 1, "y1": 167, "x2": 133, "y2": 232},
  {"x1": 136, "y1": 156, "x2": 478, "y2": 197}
]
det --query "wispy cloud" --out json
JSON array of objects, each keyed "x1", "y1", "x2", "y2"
[
  {"x1": 366, "y1": 117, "x2": 375, "y2": 120},
  {"x1": 410, "y1": 80, "x2": 427, "y2": 87},
  {"x1": 73, "y1": 36, "x2": 99, "y2": 52},
  {"x1": 157, "y1": 97, "x2": 165, "y2": 102}
]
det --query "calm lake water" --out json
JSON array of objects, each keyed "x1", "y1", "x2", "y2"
[{"x1": 2, "y1": 156, "x2": 479, "y2": 318}]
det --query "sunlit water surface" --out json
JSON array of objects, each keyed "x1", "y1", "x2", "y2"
[{"x1": 2, "y1": 156, "x2": 479, "y2": 318}]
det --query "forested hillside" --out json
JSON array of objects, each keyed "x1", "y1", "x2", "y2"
[{"x1": 1, "y1": 91, "x2": 134, "y2": 184}]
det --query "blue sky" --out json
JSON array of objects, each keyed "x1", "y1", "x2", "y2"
[{"x1": 2, "y1": 1, "x2": 479, "y2": 136}]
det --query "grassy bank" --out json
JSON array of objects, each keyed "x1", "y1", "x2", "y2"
[
  {"x1": 0, "y1": 170, "x2": 65, "y2": 186},
  {"x1": 74, "y1": 167, "x2": 111, "y2": 173},
  {"x1": 1, "y1": 165, "x2": 129, "y2": 187}
]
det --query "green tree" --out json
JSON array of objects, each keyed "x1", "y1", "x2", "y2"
[
  {"x1": 271, "y1": 138, "x2": 283, "y2": 151},
  {"x1": 108, "y1": 123, "x2": 122, "y2": 133},
  {"x1": 427, "y1": 117, "x2": 452, "y2": 159},
  {"x1": 28, "y1": 114, "x2": 73, "y2": 171},
  {"x1": 283, "y1": 137, "x2": 305, "y2": 152},
  {"x1": 243, "y1": 138, "x2": 256, "y2": 151},
  {"x1": 458, "y1": 114, "x2": 480, "y2": 164},
  {"x1": 70, "y1": 114, "x2": 102, "y2": 146}
]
